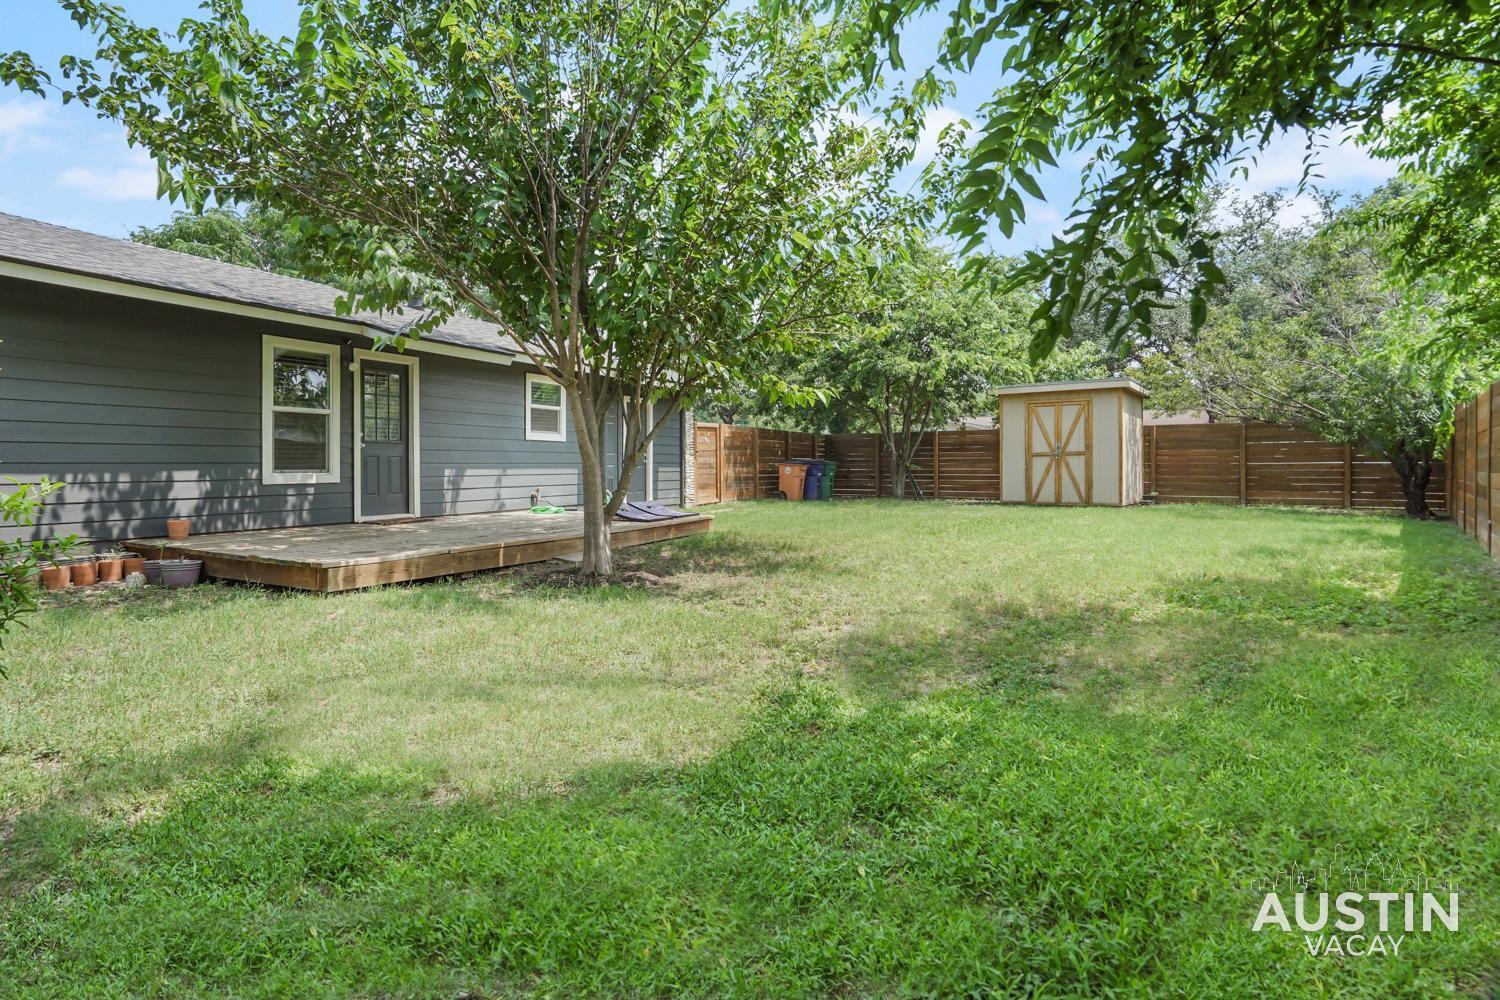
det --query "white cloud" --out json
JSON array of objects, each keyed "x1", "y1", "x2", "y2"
[
  {"x1": 56, "y1": 147, "x2": 160, "y2": 201},
  {"x1": 1237, "y1": 127, "x2": 1395, "y2": 190},
  {"x1": 0, "y1": 98, "x2": 54, "y2": 156},
  {"x1": 912, "y1": 106, "x2": 966, "y2": 164},
  {"x1": 1215, "y1": 125, "x2": 1401, "y2": 229}
]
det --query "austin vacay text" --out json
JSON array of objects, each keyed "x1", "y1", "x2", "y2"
[{"x1": 1252, "y1": 890, "x2": 1459, "y2": 957}]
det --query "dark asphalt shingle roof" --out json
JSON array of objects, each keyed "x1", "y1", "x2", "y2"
[{"x1": 0, "y1": 213, "x2": 519, "y2": 357}]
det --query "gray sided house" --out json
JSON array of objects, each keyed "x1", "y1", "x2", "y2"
[{"x1": 0, "y1": 214, "x2": 685, "y2": 546}]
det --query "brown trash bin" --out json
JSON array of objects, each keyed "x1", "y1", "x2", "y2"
[{"x1": 776, "y1": 462, "x2": 808, "y2": 501}]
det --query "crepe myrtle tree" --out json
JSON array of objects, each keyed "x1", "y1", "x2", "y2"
[{"x1": 5, "y1": 0, "x2": 927, "y2": 576}]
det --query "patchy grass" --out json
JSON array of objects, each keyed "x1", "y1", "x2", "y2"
[{"x1": 2, "y1": 501, "x2": 1498, "y2": 996}]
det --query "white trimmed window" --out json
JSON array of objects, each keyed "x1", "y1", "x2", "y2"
[
  {"x1": 262, "y1": 335, "x2": 341, "y2": 484},
  {"x1": 525, "y1": 373, "x2": 566, "y2": 442}
]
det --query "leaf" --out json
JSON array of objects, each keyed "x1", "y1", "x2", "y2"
[{"x1": 1013, "y1": 168, "x2": 1044, "y2": 200}]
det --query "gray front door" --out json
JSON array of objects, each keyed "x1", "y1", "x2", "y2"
[{"x1": 361, "y1": 362, "x2": 410, "y2": 517}]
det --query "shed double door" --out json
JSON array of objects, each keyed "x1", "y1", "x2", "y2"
[{"x1": 1026, "y1": 399, "x2": 1092, "y2": 504}]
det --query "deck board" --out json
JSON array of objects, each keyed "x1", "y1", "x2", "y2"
[{"x1": 123, "y1": 510, "x2": 712, "y2": 591}]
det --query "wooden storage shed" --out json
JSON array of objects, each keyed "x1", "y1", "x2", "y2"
[{"x1": 998, "y1": 378, "x2": 1147, "y2": 506}]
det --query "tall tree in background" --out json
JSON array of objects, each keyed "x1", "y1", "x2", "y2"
[
  {"x1": 131, "y1": 205, "x2": 353, "y2": 289},
  {"x1": 853, "y1": 1, "x2": 1499, "y2": 358},
  {"x1": 778, "y1": 247, "x2": 1104, "y2": 496},
  {"x1": 1144, "y1": 189, "x2": 1494, "y2": 517},
  {"x1": 6, "y1": 0, "x2": 926, "y2": 576}
]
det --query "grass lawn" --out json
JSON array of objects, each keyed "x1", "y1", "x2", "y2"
[{"x1": 2, "y1": 501, "x2": 1498, "y2": 997}]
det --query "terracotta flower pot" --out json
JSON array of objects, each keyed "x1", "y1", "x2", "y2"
[
  {"x1": 158, "y1": 558, "x2": 203, "y2": 588},
  {"x1": 70, "y1": 560, "x2": 98, "y2": 587},
  {"x1": 40, "y1": 565, "x2": 71, "y2": 591},
  {"x1": 166, "y1": 518, "x2": 191, "y2": 541},
  {"x1": 122, "y1": 556, "x2": 146, "y2": 576},
  {"x1": 97, "y1": 557, "x2": 124, "y2": 583}
]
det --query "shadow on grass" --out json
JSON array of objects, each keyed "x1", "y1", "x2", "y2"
[
  {"x1": 827, "y1": 521, "x2": 1500, "y2": 708},
  {"x1": 4, "y1": 676, "x2": 1494, "y2": 998},
  {"x1": 1, "y1": 721, "x2": 277, "y2": 898}
]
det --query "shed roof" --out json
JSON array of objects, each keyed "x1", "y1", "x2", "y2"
[
  {"x1": 0, "y1": 213, "x2": 519, "y2": 358},
  {"x1": 996, "y1": 377, "x2": 1148, "y2": 398}
]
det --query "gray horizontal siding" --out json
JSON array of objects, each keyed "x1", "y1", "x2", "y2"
[
  {"x1": 417, "y1": 361, "x2": 683, "y2": 514},
  {"x1": 607, "y1": 401, "x2": 681, "y2": 504},
  {"x1": 0, "y1": 277, "x2": 352, "y2": 544},
  {"x1": 1, "y1": 275, "x2": 686, "y2": 542},
  {"x1": 419, "y1": 356, "x2": 585, "y2": 513},
  {"x1": 653, "y1": 405, "x2": 683, "y2": 504}
]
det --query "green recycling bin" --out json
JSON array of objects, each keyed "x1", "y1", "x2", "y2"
[{"x1": 819, "y1": 460, "x2": 837, "y2": 499}]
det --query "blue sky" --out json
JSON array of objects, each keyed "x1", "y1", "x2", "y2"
[{"x1": 2, "y1": 1, "x2": 1398, "y2": 247}]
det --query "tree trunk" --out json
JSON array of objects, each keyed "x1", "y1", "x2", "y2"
[
  {"x1": 577, "y1": 432, "x2": 613, "y2": 577},
  {"x1": 1390, "y1": 451, "x2": 1434, "y2": 519},
  {"x1": 887, "y1": 440, "x2": 906, "y2": 499},
  {"x1": 572, "y1": 390, "x2": 614, "y2": 578}
]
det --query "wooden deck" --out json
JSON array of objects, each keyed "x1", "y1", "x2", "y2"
[{"x1": 123, "y1": 510, "x2": 712, "y2": 592}]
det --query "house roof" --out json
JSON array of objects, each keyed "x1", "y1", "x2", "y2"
[
  {"x1": 0, "y1": 213, "x2": 520, "y2": 359},
  {"x1": 996, "y1": 377, "x2": 1149, "y2": 398}
]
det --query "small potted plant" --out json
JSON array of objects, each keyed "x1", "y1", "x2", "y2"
[
  {"x1": 158, "y1": 558, "x2": 204, "y2": 588},
  {"x1": 69, "y1": 555, "x2": 98, "y2": 587},
  {"x1": 39, "y1": 558, "x2": 71, "y2": 591},
  {"x1": 96, "y1": 549, "x2": 126, "y2": 583},
  {"x1": 166, "y1": 517, "x2": 191, "y2": 541},
  {"x1": 122, "y1": 553, "x2": 146, "y2": 577}
]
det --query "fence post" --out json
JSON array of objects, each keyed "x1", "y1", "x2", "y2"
[
  {"x1": 874, "y1": 437, "x2": 882, "y2": 498},
  {"x1": 1238, "y1": 422, "x2": 1247, "y2": 505},
  {"x1": 1342, "y1": 443, "x2": 1352, "y2": 508},
  {"x1": 933, "y1": 431, "x2": 942, "y2": 499},
  {"x1": 716, "y1": 425, "x2": 725, "y2": 503}
]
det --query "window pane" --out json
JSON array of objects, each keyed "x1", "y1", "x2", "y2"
[
  {"x1": 273, "y1": 411, "x2": 329, "y2": 473},
  {"x1": 362, "y1": 370, "x2": 402, "y2": 442},
  {"x1": 274, "y1": 350, "x2": 331, "y2": 409},
  {"x1": 530, "y1": 407, "x2": 562, "y2": 436},
  {"x1": 530, "y1": 379, "x2": 562, "y2": 408}
]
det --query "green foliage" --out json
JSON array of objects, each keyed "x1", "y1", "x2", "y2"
[
  {"x1": 1357, "y1": 178, "x2": 1500, "y2": 365},
  {"x1": 0, "y1": 479, "x2": 72, "y2": 673},
  {"x1": 804, "y1": 248, "x2": 1035, "y2": 425},
  {"x1": 130, "y1": 205, "x2": 355, "y2": 290},
  {"x1": 853, "y1": 0, "x2": 1500, "y2": 359}
]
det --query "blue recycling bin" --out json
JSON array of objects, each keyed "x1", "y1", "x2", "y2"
[{"x1": 801, "y1": 461, "x2": 826, "y2": 501}]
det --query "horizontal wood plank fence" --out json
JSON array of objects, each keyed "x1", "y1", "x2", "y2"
[
  {"x1": 1144, "y1": 423, "x2": 1447, "y2": 513},
  {"x1": 694, "y1": 420, "x2": 1446, "y2": 513},
  {"x1": 1451, "y1": 382, "x2": 1496, "y2": 557}
]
